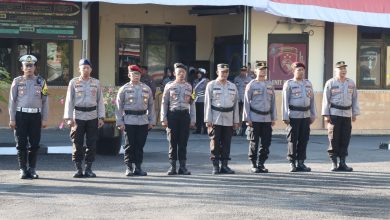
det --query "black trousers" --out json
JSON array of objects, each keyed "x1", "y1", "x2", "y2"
[
  {"x1": 195, "y1": 102, "x2": 206, "y2": 133},
  {"x1": 14, "y1": 111, "x2": 42, "y2": 152},
  {"x1": 71, "y1": 118, "x2": 98, "y2": 163},
  {"x1": 327, "y1": 116, "x2": 352, "y2": 158},
  {"x1": 208, "y1": 125, "x2": 233, "y2": 161},
  {"x1": 286, "y1": 118, "x2": 310, "y2": 161},
  {"x1": 124, "y1": 124, "x2": 149, "y2": 164},
  {"x1": 248, "y1": 122, "x2": 272, "y2": 163},
  {"x1": 239, "y1": 102, "x2": 247, "y2": 133},
  {"x1": 166, "y1": 110, "x2": 190, "y2": 161}
]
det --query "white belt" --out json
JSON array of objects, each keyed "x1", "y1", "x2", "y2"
[{"x1": 16, "y1": 107, "x2": 41, "y2": 113}]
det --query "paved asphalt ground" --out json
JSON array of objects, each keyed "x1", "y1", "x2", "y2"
[{"x1": 0, "y1": 128, "x2": 389, "y2": 220}]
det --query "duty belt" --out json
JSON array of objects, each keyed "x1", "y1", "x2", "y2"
[
  {"x1": 211, "y1": 105, "x2": 234, "y2": 112},
  {"x1": 125, "y1": 110, "x2": 147, "y2": 115},
  {"x1": 250, "y1": 106, "x2": 271, "y2": 115},
  {"x1": 330, "y1": 103, "x2": 352, "y2": 110},
  {"x1": 16, "y1": 107, "x2": 41, "y2": 113},
  {"x1": 75, "y1": 106, "x2": 97, "y2": 112},
  {"x1": 289, "y1": 105, "x2": 310, "y2": 111}
]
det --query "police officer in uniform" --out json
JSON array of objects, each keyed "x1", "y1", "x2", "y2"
[
  {"x1": 204, "y1": 64, "x2": 239, "y2": 174},
  {"x1": 116, "y1": 65, "x2": 156, "y2": 176},
  {"x1": 234, "y1": 66, "x2": 252, "y2": 136},
  {"x1": 64, "y1": 59, "x2": 105, "y2": 178},
  {"x1": 322, "y1": 61, "x2": 359, "y2": 172},
  {"x1": 9, "y1": 55, "x2": 48, "y2": 179},
  {"x1": 192, "y1": 68, "x2": 208, "y2": 134},
  {"x1": 161, "y1": 63, "x2": 196, "y2": 175},
  {"x1": 243, "y1": 61, "x2": 276, "y2": 173},
  {"x1": 282, "y1": 62, "x2": 316, "y2": 172}
]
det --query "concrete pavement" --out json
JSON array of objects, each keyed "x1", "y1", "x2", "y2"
[{"x1": 0, "y1": 128, "x2": 389, "y2": 219}]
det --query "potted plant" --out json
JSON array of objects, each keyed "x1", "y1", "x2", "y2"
[{"x1": 96, "y1": 86, "x2": 122, "y2": 155}]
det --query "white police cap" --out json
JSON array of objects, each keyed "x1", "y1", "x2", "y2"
[{"x1": 19, "y1": 55, "x2": 37, "y2": 64}]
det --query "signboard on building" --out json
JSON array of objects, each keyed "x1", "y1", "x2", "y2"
[
  {"x1": 267, "y1": 34, "x2": 308, "y2": 89},
  {"x1": 0, "y1": 1, "x2": 82, "y2": 39}
]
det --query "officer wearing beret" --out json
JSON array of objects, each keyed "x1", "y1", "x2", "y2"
[
  {"x1": 161, "y1": 63, "x2": 196, "y2": 175},
  {"x1": 63, "y1": 59, "x2": 105, "y2": 178},
  {"x1": 116, "y1": 65, "x2": 156, "y2": 176},
  {"x1": 243, "y1": 61, "x2": 276, "y2": 173},
  {"x1": 204, "y1": 64, "x2": 239, "y2": 174},
  {"x1": 322, "y1": 61, "x2": 359, "y2": 172},
  {"x1": 192, "y1": 68, "x2": 209, "y2": 134},
  {"x1": 234, "y1": 66, "x2": 252, "y2": 136},
  {"x1": 282, "y1": 62, "x2": 316, "y2": 172},
  {"x1": 8, "y1": 55, "x2": 49, "y2": 179}
]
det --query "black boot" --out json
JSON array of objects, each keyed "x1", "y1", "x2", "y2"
[
  {"x1": 28, "y1": 151, "x2": 39, "y2": 179},
  {"x1": 330, "y1": 157, "x2": 338, "y2": 172},
  {"x1": 289, "y1": 160, "x2": 297, "y2": 172},
  {"x1": 125, "y1": 163, "x2": 133, "y2": 176},
  {"x1": 297, "y1": 160, "x2": 311, "y2": 172},
  {"x1": 17, "y1": 150, "x2": 29, "y2": 179},
  {"x1": 220, "y1": 160, "x2": 235, "y2": 174},
  {"x1": 178, "y1": 160, "x2": 191, "y2": 175},
  {"x1": 212, "y1": 160, "x2": 220, "y2": 175},
  {"x1": 257, "y1": 161, "x2": 269, "y2": 173},
  {"x1": 84, "y1": 162, "x2": 96, "y2": 178},
  {"x1": 167, "y1": 160, "x2": 177, "y2": 175},
  {"x1": 73, "y1": 162, "x2": 83, "y2": 178},
  {"x1": 134, "y1": 163, "x2": 147, "y2": 176},
  {"x1": 250, "y1": 160, "x2": 259, "y2": 173},
  {"x1": 338, "y1": 157, "x2": 353, "y2": 172}
]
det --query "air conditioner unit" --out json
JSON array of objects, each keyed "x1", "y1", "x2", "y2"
[{"x1": 189, "y1": 6, "x2": 244, "y2": 16}]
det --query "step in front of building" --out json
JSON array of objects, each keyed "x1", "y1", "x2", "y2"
[{"x1": 0, "y1": 144, "x2": 125, "y2": 155}]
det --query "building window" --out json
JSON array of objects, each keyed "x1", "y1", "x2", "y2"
[
  {"x1": 115, "y1": 25, "x2": 196, "y2": 86},
  {"x1": 357, "y1": 26, "x2": 390, "y2": 89},
  {"x1": 0, "y1": 39, "x2": 73, "y2": 86}
]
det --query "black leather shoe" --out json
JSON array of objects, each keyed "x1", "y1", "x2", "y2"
[
  {"x1": 257, "y1": 163, "x2": 269, "y2": 173},
  {"x1": 19, "y1": 168, "x2": 30, "y2": 179},
  {"x1": 28, "y1": 168, "x2": 39, "y2": 179},
  {"x1": 296, "y1": 160, "x2": 311, "y2": 172},
  {"x1": 289, "y1": 161, "x2": 297, "y2": 172}
]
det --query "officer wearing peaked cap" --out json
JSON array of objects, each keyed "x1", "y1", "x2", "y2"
[
  {"x1": 234, "y1": 65, "x2": 252, "y2": 136},
  {"x1": 282, "y1": 62, "x2": 316, "y2": 172},
  {"x1": 322, "y1": 61, "x2": 359, "y2": 172},
  {"x1": 161, "y1": 63, "x2": 196, "y2": 175},
  {"x1": 63, "y1": 58, "x2": 105, "y2": 178},
  {"x1": 204, "y1": 63, "x2": 239, "y2": 174},
  {"x1": 116, "y1": 65, "x2": 156, "y2": 176},
  {"x1": 243, "y1": 61, "x2": 276, "y2": 173},
  {"x1": 8, "y1": 54, "x2": 49, "y2": 179}
]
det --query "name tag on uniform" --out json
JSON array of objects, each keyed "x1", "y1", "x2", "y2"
[
  {"x1": 228, "y1": 88, "x2": 235, "y2": 92},
  {"x1": 253, "y1": 90, "x2": 262, "y2": 95}
]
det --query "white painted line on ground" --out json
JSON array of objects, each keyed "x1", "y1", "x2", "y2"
[
  {"x1": 47, "y1": 146, "x2": 72, "y2": 154},
  {"x1": 0, "y1": 147, "x2": 17, "y2": 155}
]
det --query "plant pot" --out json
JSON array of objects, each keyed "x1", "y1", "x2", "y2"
[{"x1": 96, "y1": 119, "x2": 122, "y2": 155}]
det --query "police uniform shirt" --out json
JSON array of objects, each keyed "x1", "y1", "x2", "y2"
[
  {"x1": 234, "y1": 74, "x2": 252, "y2": 102},
  {"x1": 243, "y1": 79, "x2": 277, "y2": 123},
  {"x1": 204, "y1": 80, "x2": 239, "y2": 126},
  {"x1": 9, "y1": 75, "x2": 49, "y2": 121},
  {"x1": 282, "y1": 79, "x2": 317, "y2": 120},
  {"x1": 161, "y1": 81, "x2": 196, "y2": 124},
  {"x1": 115, "y1": 82, "x2": 156, "y2": 126},
  {"x1": 193, "y1": 78, "x2": 208, "y2": 103},
  {"x1": 63, "y1": 76, "x2": 105, "y2": 120},
  {"x1": 321, "y1": 77, "x2": 360, "y2": 117}
]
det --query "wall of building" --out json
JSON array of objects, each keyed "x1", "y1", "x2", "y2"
[{"x1": 250, "y1": 11, "x2": 325, "y2": 91}]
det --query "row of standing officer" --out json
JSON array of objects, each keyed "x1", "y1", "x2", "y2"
[{"x1": 8, "y1": 55, "x2": 359, "y2": 179}]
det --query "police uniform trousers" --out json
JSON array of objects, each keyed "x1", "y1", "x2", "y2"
[
  {"x1": 124, "y1": 124, "x2": 149, "y2": 164},
  {"x1": 14, "y1": 111, "x2": 42, "y2": 168},
  {"x1": 238, "y1": 102, "x2": 247, "y2": 133},
  {"x1": 248, "y1": 122, "x2": 272, "y2": 163},
  {"x1": 195, "y1": 102, "x2": 206, "y2": 133},
  {"x1": 71, "y1": 118, "x2": 98, "y2": 162},
  {"x1": 166, "y1": 110, "x2": 190, "y2": 161},
  {"x1": 286, "y1": 118, "x2": 310, "y2": 161},
  {"x1": 208, "y1": 125, "x2": 233, "y2": 161},
  {"x1": 327, "y1": 115, "x2": 352, "y2": 158}
]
